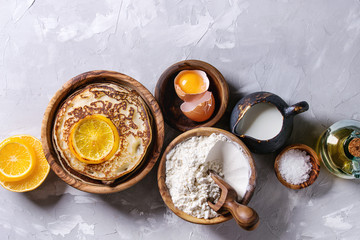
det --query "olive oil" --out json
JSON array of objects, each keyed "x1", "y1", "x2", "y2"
[{"x1": 317, "y1": 120, "x2": 360, "y2": 179}]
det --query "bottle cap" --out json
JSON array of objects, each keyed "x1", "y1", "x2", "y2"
[{"x1": 348, "y1": 138, "x2": 360, "y2": 157}]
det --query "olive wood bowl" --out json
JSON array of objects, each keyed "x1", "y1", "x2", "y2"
[
  {"x1": 41, "y1": 70, "x2": 164, "y2": 194},
  {"x1": 274, "y1": 144, "x2": 320, "y2": 190},
  {"x1": 158, "y1": 127, "x2": 256, "y2": 225},
  {"x1": 155, "y1": 60, "x2": 229, "y2": 132}
]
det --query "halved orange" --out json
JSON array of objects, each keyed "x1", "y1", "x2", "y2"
[
  {"x1": 0, "y1": 137, "x2": 35, "y2": 182},
  {"x1": 0, "y1": 135, "x2": 50, "y2": 192},
  {"x1": 69, "y1": 114, "x2": 119, "y2": 164}
]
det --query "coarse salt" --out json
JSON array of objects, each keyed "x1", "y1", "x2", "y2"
[{"x1": 278, "y1": 149, "x2": 312, "y2": 185}]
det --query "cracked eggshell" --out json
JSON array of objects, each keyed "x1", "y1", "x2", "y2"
[{"x1": 180, "y1": 91, "x2": 215, "y2": 122}]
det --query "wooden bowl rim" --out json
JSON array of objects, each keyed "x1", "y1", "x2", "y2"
[
  {"x1": 41, "y1": 70, "x2": 164, "y2": 194},
  {"x1": 155, "y1": 59, "x2": 229, "y2": 132},
  {"x1": 157, "y1": 127, "x2": 256, "y2": 225},
  {"x1": 274, "y1": 144, "x2": 321, "y2": 190}
]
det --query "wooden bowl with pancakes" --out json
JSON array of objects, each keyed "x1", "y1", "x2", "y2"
[{"x1": 41, "y1": 70, "x2": 164, "y2": 194}]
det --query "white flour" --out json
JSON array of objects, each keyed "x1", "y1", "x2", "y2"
[{"x1": 165, "y1": 133, "x2": 251, "y2": 219}]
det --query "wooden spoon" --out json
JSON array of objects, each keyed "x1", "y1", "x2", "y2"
[{"x1": 208, "y1": 171, "x2": 259, "y2": 231}]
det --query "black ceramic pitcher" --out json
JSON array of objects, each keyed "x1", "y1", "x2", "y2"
[{"x1": 230, "y1": 92, "x2": 309, "y2": 154}]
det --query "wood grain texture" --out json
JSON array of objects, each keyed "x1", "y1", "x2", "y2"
[
  {"x1": 157, "y1": 127, "x2": 256, "y2": 225},
  {"x1": 155, "y1": 60, "x2": 229, "y2": 132},
  {"x1": 224, "y1": 201, "x2": 259, "y2": 231},
  {"x1": 208, "y1": 171, "x2": 259, "y2": 231},
  {"x1": 41, "y1": 70, "x2": 164, "y2": 194},
  {"x1": 274, "y1": 144, "x2": 321, "y2": 190}
]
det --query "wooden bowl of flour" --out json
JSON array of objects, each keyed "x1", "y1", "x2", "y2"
[{"x1": 157, "y1": 127, "x2": 256, "y2": 225}]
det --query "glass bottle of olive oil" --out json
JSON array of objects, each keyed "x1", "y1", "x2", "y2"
[{"x1": 317, "y1": 120, "x2": 360, "y2": 179}]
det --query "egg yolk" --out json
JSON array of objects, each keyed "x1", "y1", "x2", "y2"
[{"x1": 177, "y1": 72, "x2": 207, "y2": 94}]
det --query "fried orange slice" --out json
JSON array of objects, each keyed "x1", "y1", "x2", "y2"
[{"x1": 69, "y1": 114, "x2": 119, "y2": 164}]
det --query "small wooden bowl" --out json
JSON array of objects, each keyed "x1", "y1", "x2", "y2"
[
  {"x1": 155, "y1": 60, "x2": 229, "y2": 132},
  {"x1": 274, "y1": 144, "x2": 320, "y2": 190},
  {"x1": 158, "y1": 127, "x2": 256, "y2": 225},
  {"x1": 41, "y1": 70, "x2": 164, "y2": 194}
]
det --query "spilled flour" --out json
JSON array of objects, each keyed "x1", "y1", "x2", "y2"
[{"x1": 165, "y1": 133, "x2": 250, "y2": 219}]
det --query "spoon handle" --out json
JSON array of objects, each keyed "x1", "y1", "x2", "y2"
[{"x1": 223, "y1": 201, "x2": 259, "y2": 231}]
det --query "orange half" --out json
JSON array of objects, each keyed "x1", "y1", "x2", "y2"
[
  {"x1": 0, "y1": 137, "x2": 36, "y2": 182},
  {"x1": 0, "y1": 135, "x2": 50, "y2": 192}
]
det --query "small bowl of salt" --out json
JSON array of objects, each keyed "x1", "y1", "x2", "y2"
[{"x1": 274, "y1": 144, "x2": 320, "y2": 189}]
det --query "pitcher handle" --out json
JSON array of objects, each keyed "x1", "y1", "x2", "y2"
[{"x1": 285, "y1": 101, "x2": 309, "y2": 117}]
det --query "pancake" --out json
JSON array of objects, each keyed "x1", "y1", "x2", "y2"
[{"x1": 53, "y1": 83, "x2": 152, "y2": 181}]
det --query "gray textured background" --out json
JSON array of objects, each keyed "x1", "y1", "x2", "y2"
[{"x1": 1, "y1": 0, "x2": 360, "y2": 239}]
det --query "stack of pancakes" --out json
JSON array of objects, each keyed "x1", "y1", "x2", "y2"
[{"x1": 53, "y1": 83, "x2": 153, "y2": 183}]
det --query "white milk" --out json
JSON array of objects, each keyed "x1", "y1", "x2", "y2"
[{"x1": 235, "y1": 103, "x2": 283, "y2": 140}]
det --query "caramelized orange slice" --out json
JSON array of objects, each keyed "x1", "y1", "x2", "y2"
[{"x1": 69, "y1": 114, "x2": 119, "y2": 164}]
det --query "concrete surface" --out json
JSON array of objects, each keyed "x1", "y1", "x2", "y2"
[{"x1": 0, "y1": 0, "x2": 360, "y2": 239}]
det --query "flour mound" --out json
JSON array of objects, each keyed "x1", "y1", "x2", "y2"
[{"x1": 165, "y1": 134, "x2": 228, "y2": 219}]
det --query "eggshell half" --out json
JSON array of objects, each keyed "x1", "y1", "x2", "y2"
[
  {"x1": 180, "y1": 91, "x2": 215, "y2": 122},
  {"x1": 174, "y1": 70, "x2": 209, "y2": 102}
]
